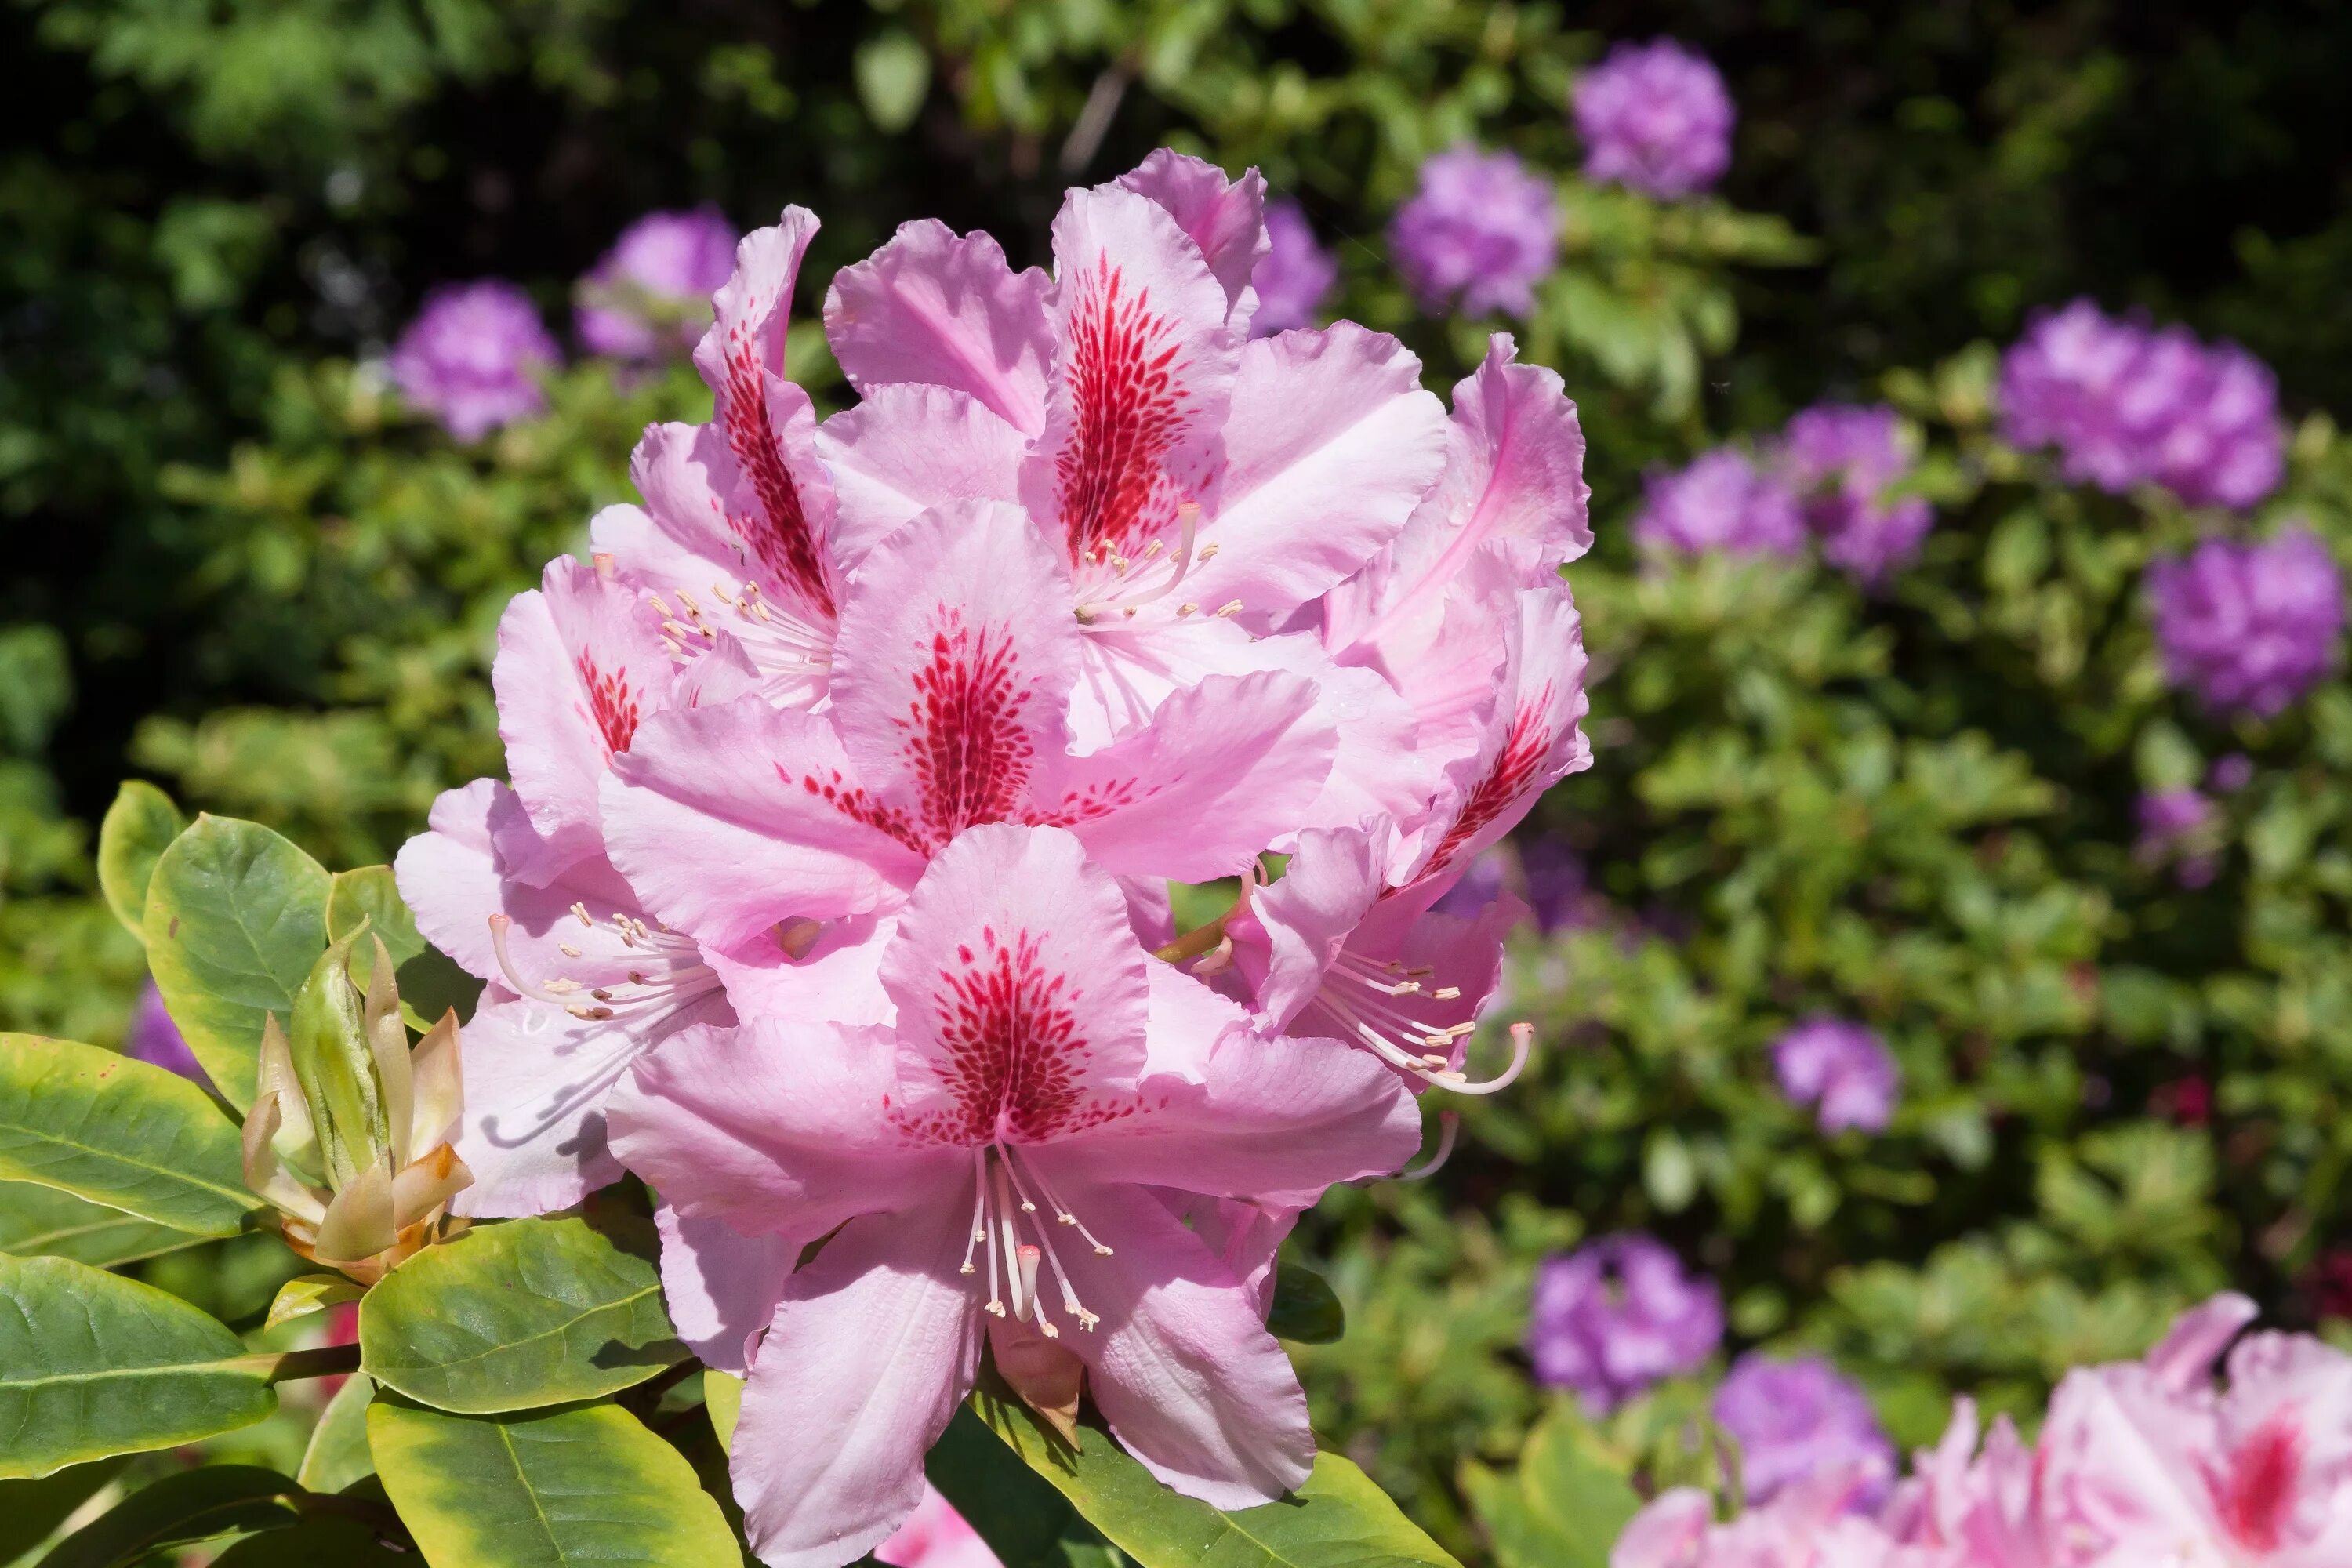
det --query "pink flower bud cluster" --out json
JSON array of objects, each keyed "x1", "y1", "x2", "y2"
[
  {"x1": 395, "y1": 149, "x2": 1595, "y2": 1568},
  {"x1": 1614, "y1": 1293, "x2": 2352, "y2": 1568},
  {"x1": 1998, "y1": 299, "x2": 2285, "y2": 510},
  {"x1": 1572, "y1": 40, "x2": 1736, "y2": 201}
]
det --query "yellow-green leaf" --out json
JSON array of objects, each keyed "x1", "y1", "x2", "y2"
[{"x1": 96, "y1": 782, "x2": 186, "y2": 944}]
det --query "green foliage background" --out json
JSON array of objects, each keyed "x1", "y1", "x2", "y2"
[{"x1": 8, "y1": 0, "x2": 2352, "y2": 1555}]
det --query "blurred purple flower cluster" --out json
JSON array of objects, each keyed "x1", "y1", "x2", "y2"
[
  {"x1": 2136, "y1": 788, "x2": 2220, "y2": 887},
  {"x1": 1773, "y1": 1018, "x2": 1900, "y2": 1134},
  {"x1": 1250, "y1": 200, "x2": 1339, "y2": 336},
  {"x1": 1633, "y1": 449, "x2": 1805, "y2": 559},
  {"x1": 1572, "y1": 40, "x2": 1735, "y2": 200},
  {"x1": 1389, "y1": 147, "x2": 1559, "y2": 318},
  {"x1": 1778, "y1": 405, "x2": 1936, "y2": 583},
  {"x1": 1712, "y1": 1352, "x2": 1896, "y2": 1506},
  {"x1": 1998, "y1": 299, "x2": 2283, "y2": 510},
  {"x1": 1526, "y1": 1233, "x2": 1722, "y2": 1411},
  {"x1": 575, "y1": 205, "x2": 739, "y2": 359},
  {"x1": 2147, "y1": 528, "x2": 2345, "y2": 717},
  {"x1": 388, "y1": 280, "x2": 560, "y2": 440}
]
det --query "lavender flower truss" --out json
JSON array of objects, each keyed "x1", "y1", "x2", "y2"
[
  {"x1": 1572, "y1": 39, "x2": 1736, "y2": 200},
  {"x1": 1772, "y1": 1018, "x2": 1900, "y2": 1134},
  {"x1": 577, "y1": 205, "x2": 741, "y2": 359},
  {"x1": 1711, "y1": 1352, "x2": 1896, "y2": 1507},
  {"x1": 1526, "y1": 1233, "x2": 1722, "y2": 1411},
  {"x1": 1388, "y1": 147, "x2": 1560, "y2": 318},
  {"x1": 1632, "y1": 448, "x2": 1806, "y2": 559},
  {"x1": 1778, "y1": 404, "x2": 1935, "y2": 582},
  {"x1": 1998, "y1": 299, "x2": 2284, "y2": 510},
  {"x1": 2147, "y1": 528, "x2": 2345, "y2": 717},
  {"x1": 388, "y1": 279, "x2": 560, "y2": 440},
  {"x1": 1250, "y1": 201, "x2": 1339, "y2": 338}
]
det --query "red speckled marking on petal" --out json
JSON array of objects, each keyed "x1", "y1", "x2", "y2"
[
  {"x1": 575, "y1": 655, "x2": 642, "y2": 757},
  {"x1": 783, "y1": 763, "x2": 926, "y2": 855},
  {"x1": 890, "y1": 925, "x2": 1140, "y2": 1145},
  {"x1": 897, "y1": 612, "x2": 1037, "y2": 849},
  {"x1": 721, "y1": 338, "x2": 833, "y2": 616},
  {"x1": 2215, "y1": 1415, "x2": 2302, "y2": 1551},
  {"x1": 1422, "y1": 690, "x2": 1555, "y2": 879},
  {"x1": 1054, "y1": 255, "x2": 1190, "y2": 563}
]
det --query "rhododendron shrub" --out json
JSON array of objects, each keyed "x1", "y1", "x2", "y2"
[{"x1": 0, "y1": 151, "x2": 1591, "y2": 1568}]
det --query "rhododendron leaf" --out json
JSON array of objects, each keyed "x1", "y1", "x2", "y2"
[
  {"x1": 36, "y1": 1465, "x2": 303, "y2": 1568},
  {"x1": 0, "y1": 1255, "x2": 278, "y2": 1478},
  {"x1": 325, "y1": 865, "x2": 426, "y2": 993},
  {"x1": 296, "y1": 1371, "x2": 377, "y2": 1494},
  {"x1": 144, "y1": 815, "x2": 333, "y2": 1110},
  {"x1": 368, "y1": 1396, "x2": 739, "y2": 1568},
  {"x1": 208, "y1": 1515, "x2": 412, "y2": 1566},
  {"x1": 0, "y1": 1179, "x2": 208, "y2": 1268},
  {"x1": 358, "y1": 1213, "x2": 687, "y2": 1413},
  {"x1": 970, "y1": 1370, "x2": 1461, "y2": 1567},
  {"x1": 0, "y1": 1033, "x2": 258, "y2": 1236},
  {"x1": 1265, "y1": 1261, "x2": 1345, "y2": 1345},
  {"x1": 1458, "y1": 1404, "x2": 1640, "y2": 1568},
  {"x1": 96, "y1": 781, "x2": 184, "y2": 943},
  {"x1": 705, "y1": 1367, "x2": 743, "y2": 1454},
  {"x1": 263, "y1": 1272, "x2": 365, "y2": 1331},
  {"x1": 927, "y1": 1403, "x2": 1119, "y2": 1568},
  {"x1": 0, "y1": 1458, "x2": 125, "y2": 1563}
]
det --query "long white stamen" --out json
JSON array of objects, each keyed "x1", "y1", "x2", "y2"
[
  {"x1": 960, "y1": 1149, "x2": 989, "y2": 1277},
  {"x1": 993, "y1": 1159, "x2": 1029, "y2": 1321}
]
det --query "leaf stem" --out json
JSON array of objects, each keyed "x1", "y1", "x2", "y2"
[{"x1": 236, "y1": 1341, "x2": 364, "y2": 1384}]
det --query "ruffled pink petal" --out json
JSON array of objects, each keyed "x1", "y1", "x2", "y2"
[
  {"x1": 1405, "y1": 581, "x2": 1591, "y2": 888},
  {"x1": 879, "y1": 824, "x2": 1151, "y2": 1142},
  {"x1": 601, "y1": 695, "x2": 924, "y2": 947},
  {"x1": 815, "y1": 386, "x2": 1027, "y2": 567},
  {"x1": 452, "y1": 985, "x2": 730, "y2": 1217},
  {"x1": 654, "y1": 1203, "x2": 796, "y2": 1374},
  {"x1": 1045, "y1": 669, "x2": 1335, "y2": 884},
  {"x1": 1023, "y1": 185, "x2": 1241, "y2": 569},
  {"x1": 691, "y1": 209, "x2": 841, "y2": 625},
  {"x1": 2147, "y1": 1290, "x2": 2259, "y2": 1393},
  {"x1": 828, "y1": 502, "x2": 1084, "y2": 847},
  {"x1": 2038, "y1": 1359, "x2": 2222, "y2": 1557},
  {"x1": 1607, "y1": 1488, "x2": 1711, "y2": 1568},
  {"x1": 1229, "y1": 821, "x2": 1386, "y2": 1029},
  {"x1": 1152, "y1": 1192, "x2": 1296, "y2": 1319},
  {"x1": 1181, "y1": 324, "x2": 1446, "y2": 619},
  {"x1": 608, "y1": 1016, "x2": 959, "y2": 1241},
  {"x1": 492, "y1": 556, "x2": 671, "y2": 866},
  {"x1": 702, "y1": 912, "x2": 895, "y2": 1030},
  {"x1": 824, "y1": 219, "x2": 1056, "y2": 437},
  {"x1": 734, "y1": 1198, "x2": 982, "y2": 1568},
  {"x1": 1114, "y1": 150, "x2": 1268, "y2": 323},
  {"x1": 1046, "y1": 1179, "x2": 1314, "y2": 1508},
  {"x1": 1043, "y1": 979, "x2": 1420, "y2": 1206}
]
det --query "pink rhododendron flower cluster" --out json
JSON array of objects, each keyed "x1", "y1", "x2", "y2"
[
  {"x1": 1615, "y1": 1293, "x2": 2352, "y2": 1568},
  {"x1": 395, "y1": 148, "x2": 1593, "y2": 1567}
]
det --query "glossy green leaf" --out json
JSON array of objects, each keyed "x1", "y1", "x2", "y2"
[
  {"x1": 0, "y1": 1181, "x2": 207, "y2": 1269},
  {"x1": 1265, "y1": 1260, "x2": 1345, "y2": 1345},
  {"x1": 0, "y1": 1033, "x2": 259, "y2": 1236},
  {"x1": 1458, "y1": 1403, "x2": 1642, "y2": 1568},
  {"x1": 0, "y1": 1254, "x2": 278, "y2": 1479},
  {"x1": 971, "y1": 1371, "x2": 1459, "y2": 1568},
  {"x1": 368, "y1": 1396, "x2": 739, "y2": 1567},
  {"x1": 0, "y1": 1458, "x2": 125, "y2": 1563},
  {"x1": 927, "y1": 1404, "x2": 1120, "y2": 1568},
  {"x1": 706, "y1": 1367, "x2": 742, "y2": 1454},
  {"x1": 359, "y1": 1214, "x2": 686, "y2": 1414},
  {"x1": 296, "y1": 1372, "x2": 377, "y2": 1494},
  {"x1": 95, "y1": 782, "x2": 185, "y2": 944},
  {"x1": 208, "y1": 1514, "x2": 412, "y2": 1566},
  {"x1": 143, "y1": 815, "x2": 332, "y2": 1109},
  {"x1": 264, "y1": 1272, "x2": 365, "y2": 1331},
  {"x1": 326, "y1": 865, "x2": 426, "y2": 1004},
  {"x1": 37, "y1": 1465, "x2": 300, "y2": 1568}
]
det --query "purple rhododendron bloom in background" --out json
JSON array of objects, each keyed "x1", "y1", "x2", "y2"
[
  {"x1": 1573, "y1": 39, "x2": 1735, "y2": 199},
  {"x1": 1388, "y1": 147, "x2": 1559, "y2": 318},
  {"x1": 126, "y1": 981, "x2": 201, "y2": 1080},
  {"x1": 1998, "y1": 299, "x2": 2284, "y2": 510},
  {"x1": 1632, "y1": 449, "x2": 1805, "y2": 558},
  {"x1": 389, "y1": 280, "x2": 560, "y2": 440},
  {"x1": 2137, "y1": 788, "x2": 2219, "y2": 888},
  {"x1": 1773, "y1": 1018, "x2": 1899, "y2": 1133},
  {"x1": 576, "y1": 205, "x2": 739, "y2": 358},
  {"x1": 2209, "y1": 753, "x2": 2256, "y2": 793},
  {"x1": 1250, "y1": 201, "x2": 1338, "y2": 337},
  {"x1": 2148, "y1": 528, "x2": 2345, "y2": 717},
  {"x1": 1778, "y1": 404, "x2": 1934, "y2": 582},
  {"x1": 1711, "y1": 1352, "x2": 1895, "y2": 1506},
  {"x1": 1527, "y1": 1234, "x2": 1723, "y2": 1411}
]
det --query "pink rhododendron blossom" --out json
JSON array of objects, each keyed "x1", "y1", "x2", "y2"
[
  {"x1": 394, "y1": 554, "x2": 735, "y2": 1215},
  {"x1": 877, "y1": 1485, "x2": 1002, "y2": 1568},
  {"x1": 608, "y1": 824, "x2": 1420, "y2": 1567}
]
